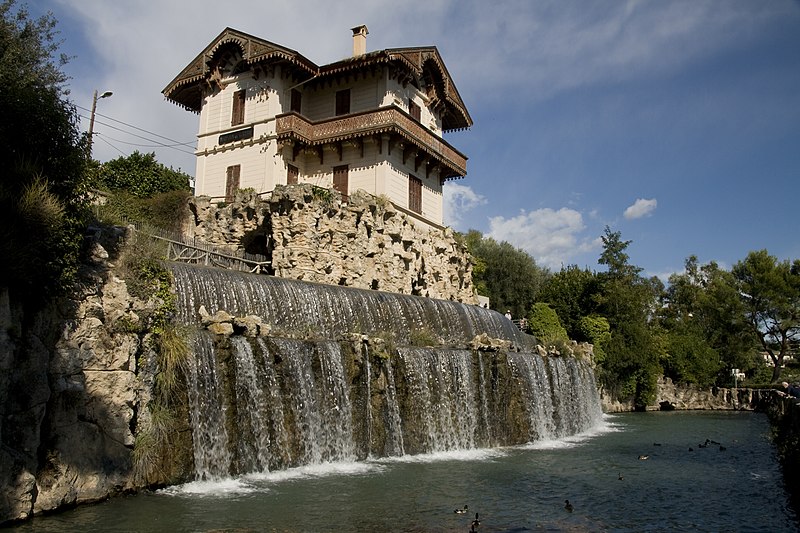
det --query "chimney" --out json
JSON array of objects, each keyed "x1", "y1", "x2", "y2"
[{"x1": 351, "y1": 25, "x2": 369, "y2": 57}]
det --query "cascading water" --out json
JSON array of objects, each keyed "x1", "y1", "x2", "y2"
[{"x1": 170, "y1": 263, "x2": 603, "y2": 478}]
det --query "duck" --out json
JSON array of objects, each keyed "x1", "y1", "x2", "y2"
[
  {"x1": 454, "y1": 505, "x2": 469, "y2": 514},
  {"x1": 471, "y1": 512, "x2": 481, "y2": 529},
  {"x1": 618, "y1": 472, "x2": 624, "y2": 481},
  {"x1": 564, "y1": 499, "x2": 574, "y2": 512},
  {"x1": 719, "y1": 445, "x2": 727, "y2": 451},
  {"x1": 638, "y1": 454, "x2": 649, "y2": 460}
]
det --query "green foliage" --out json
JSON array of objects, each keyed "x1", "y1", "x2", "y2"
[
  {"x1": 733, "y1": 250, "x2": 800, "y2": 382},
  {"x1": 593, "y1": 227, "x2": 664, "y2": 408},
  {"x1": 577, "y1": 315, "x2": 611, "y2": 364},
  {"x1": 663, "y1": 329, "x2": 721, "y2": 388},
  {"x1": 118, "y1": 233, "x2": 174, "y2": 331},
  {"x1": 0, "y1": 1, "x2": 90, "y2": 301},
  {"x1": 154, "y1": 323, "x2": 189, "y2": 403},
  {"x1": 527, "y1": 302, "x2": 567, "y2": 345},
  {"x1": 538, "y1": 265, "x2": 600, "y2": 340},
  {"x1": 95, "y1": 151, "x2": 190, "y2": 198},
  {"x1": 661, "y1": 256, "x2": 758, "y2": 386},
  {"x1": 98, "y1": 189, "x2": 192, "y2": 233},
  {"x1": 462, "y1": 229, "x2": 549, "y2": 318},
  {"x1": 132, "y1": 403, "x2": 180, "y2": 484}
]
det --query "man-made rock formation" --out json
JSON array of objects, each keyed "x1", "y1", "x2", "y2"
[
  {"x1": 189, "y1": 185, "x2": 476, "y2": 304},
  {"x1": 601, "y1": 377, "x2": 763, "y2": 412}
]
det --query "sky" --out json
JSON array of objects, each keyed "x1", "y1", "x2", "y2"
[{"x1": 31, "y1": 0, "x2": 800, "y2": 280}]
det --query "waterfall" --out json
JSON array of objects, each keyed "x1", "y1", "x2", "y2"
[{"x1": 171, "y1": 263, "x2": 603, "y2": 477}]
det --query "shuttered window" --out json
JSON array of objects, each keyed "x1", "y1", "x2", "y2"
[
  {"x1": 335, "y1": 89, "x2": 350, "y2": 116},
  {"x1": 409, "y1": 99, "x2": 421, "y2": 121},
  {"x1": 287, "y1": 164, "x2": 299, "y2": 185},
  {"x1": 333, "y1": 165, "x2": 349, "y2": 199},
  {"x1": 225, "y1": 165, "x2": 241, "y2": 201},
  {"x1": 408, "y1": 175, "x2": 422, "y2": 214},
  {"x1": 231, "y1": 89, "x2": 246, "y2": 126},
  {"x1": 291, "y1": 89, "x2": 302, "y2": 113}
]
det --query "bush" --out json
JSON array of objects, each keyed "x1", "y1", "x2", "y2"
[{"x1": 528, "y1": 302, "x2": 568, "y2": 345}]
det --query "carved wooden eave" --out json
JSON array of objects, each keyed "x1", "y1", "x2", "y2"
[
  {"x1": 162, "y1": 27, "x2": 317, "y2": 112},
  {"x1": 275, "y1": 106, "x2": 468, "y2": 180},
  {"x1": 318, "y1": 47, "x2": 472, "y2": 132}
]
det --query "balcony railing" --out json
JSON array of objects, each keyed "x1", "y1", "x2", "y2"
[{"x1": 275, "y1": 106, "x2": 467, "y2": 178}]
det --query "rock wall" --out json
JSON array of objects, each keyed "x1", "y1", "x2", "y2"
[
  {"x1": 0, "y1": 228, "x2": 174, "y2": 525},
  {"x1": 601, "y1": 377, "x2": 762, "y2": 412},
  {"x1": 189, "y1": 185, "x2": 477, "y2": 304}
]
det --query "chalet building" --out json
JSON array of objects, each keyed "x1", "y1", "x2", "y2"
[{"x1": 163, "y1": 25, "x2": 472, "y2": 229}]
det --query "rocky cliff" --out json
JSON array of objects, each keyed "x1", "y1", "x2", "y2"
[{"x1": 0, "y1": 227, "x2": 181, "y2": 524}]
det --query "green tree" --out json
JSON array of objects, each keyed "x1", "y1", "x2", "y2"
[
  {"x1": 662, "y1": 256, "x2": 757, "y2": 386},
  {"x1": 577, "y1": 315, "x2": 611, "y2": 364},
  {"x1": 732, "y1": 250, "x2": 800, "y2": 383},
  {"x1": 0, "y1": 0, "x2": 88, "y2": 300},
  {"x1": 463, "y1": 230, "x2": 549, "y2": 318},
  {"x1": 538, "y1": 264, "x2": 600, "y2": 340},
  {"x1": 96, "y1": 151, "x2": 191, "y2": 198},
  {"x1": 595, "y1": 227, "x2": 664, "y2": 409}
]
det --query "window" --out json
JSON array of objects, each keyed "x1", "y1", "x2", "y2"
[
  {"x1": 409, "y1": 99, "x2": 421, "y2": 121},
  {"x1": 335, "y1": 89, "x2": 351, "y2": 116},
  {"x1": 231, "y1": 89, "x2": 246, "y2": 126},
  {"x1": 287, "y1": 164, "x2": 299, "y2": 185},
  {"x1": 333, "y1": 165, "x2": 349, "y2": 198},
  {"x1": 225, "y1": 165, "x2": 241, "y2": 201},
  {"x1": 291, "y1": 89, "x2": 302, "y2": 113},
  {"x1": 408, "y1": 175, "x2": 422, "y2": 214}
]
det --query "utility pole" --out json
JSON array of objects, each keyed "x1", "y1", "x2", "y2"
[{"x1": 87, "y1": 90, "x2": 112, "y2": 157}]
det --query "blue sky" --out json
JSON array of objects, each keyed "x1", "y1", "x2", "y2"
[{"x1": 33, "y1": 0, "x2": 800, "y2": 279}]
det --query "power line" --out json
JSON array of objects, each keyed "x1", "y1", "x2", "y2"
[
  {"x1": 78, "y1": 112, "x2": 196, "y2": 156},
  {"x1": 75, "y1": 104, "x2": 196, "y2": 152}
]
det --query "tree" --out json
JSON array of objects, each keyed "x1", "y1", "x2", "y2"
[
  {"x1": 594, "y1": 227, "x2": 664, "y2": 409},
  {"x1": 462, "y1": 230, "x2": 549, "y2": 318},
  {"x1": 96, "y1": 151, "x2": 191, "y2": 198},
  {"x1": 0, "y1": 0, "x2": 88, "y2": 300},
  {"x1": 662, "y1": 256, "x2": 757, "y2": 386},
  {"x1": 538, "y1": 264, "x2": 600, "y2": 340},
  {"x1": 732, "y1": 250, "x2": 800, "y2": 382}
]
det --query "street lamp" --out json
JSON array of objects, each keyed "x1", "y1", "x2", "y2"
[{"x1": 87, "y1": 89, "x2": 113, "y2": 157}]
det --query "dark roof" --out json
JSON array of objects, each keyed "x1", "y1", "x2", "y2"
[{"x1": 163, "y1": 28, "x2": 472, "y2": 131}]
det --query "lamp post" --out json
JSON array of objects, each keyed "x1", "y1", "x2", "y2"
[{"x1": 87, "y1": 90, "x2": 113, "y2": 157}]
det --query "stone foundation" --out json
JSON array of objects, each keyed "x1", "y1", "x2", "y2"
[{"x1": 189, "y1": 185, "x2": 476, "y2": 303}]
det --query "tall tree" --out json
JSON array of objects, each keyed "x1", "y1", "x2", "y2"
[
  {"x1": 0, "y1": 0, "x2": 88, "y2": 300},
  {"x1": 732, "y1": 250, "x2": 800, "y2": 382},
  {"x1": 595, "y1": 227, "x2": 664, "y2": 409},
  {"x1": 463, "y1": 230, "x2": 549, "y2": 319}
]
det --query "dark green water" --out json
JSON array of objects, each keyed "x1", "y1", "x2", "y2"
[{"x1": 13, "y1": 411, "x2": 797, "y2": 532}]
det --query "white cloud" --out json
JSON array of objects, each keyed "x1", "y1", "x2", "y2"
[
  {"x1": 487, "y1": 207, "x2": 598, "y2": 269},
  {"x1": 624, "y1": 198, "x2": 658, "y2": 219},
  {"x1": 443, "y1": 183, "x2": 487, "y2": 230}
]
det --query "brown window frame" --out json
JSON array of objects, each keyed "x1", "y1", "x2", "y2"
[
  {"x1": 409, "y1": 99, "x2": 421, "y2": 122},
  {"x1": 333, "y1": 165, "x2": 349, "y2": 199},
  {"x1": 408, "y1": 175, "x2": 422, "y2": 214},
  {"x1": 225, "y1": 164, "x2": 241, "y2": 202},
  {"x1": 231, "y1": 89, "x2": 246, "y2": 126},
  {"x1": 287, "y1": 163, "x2": 299, "y2": 185},
  {"x1": 291, "y1": 89, "x2": 302, "y2": 113},
  {"x1": 335, "y1": 89, "x2": 351, "y2": 116}
]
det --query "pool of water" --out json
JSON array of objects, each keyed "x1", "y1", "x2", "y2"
[{"x1": 13, "y1": 411, "x2": 797, "y2": 532}]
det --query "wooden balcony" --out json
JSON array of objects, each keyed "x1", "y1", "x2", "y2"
[{"x1": 275, "y1": 106, "x2": 467, "y2": 179}]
